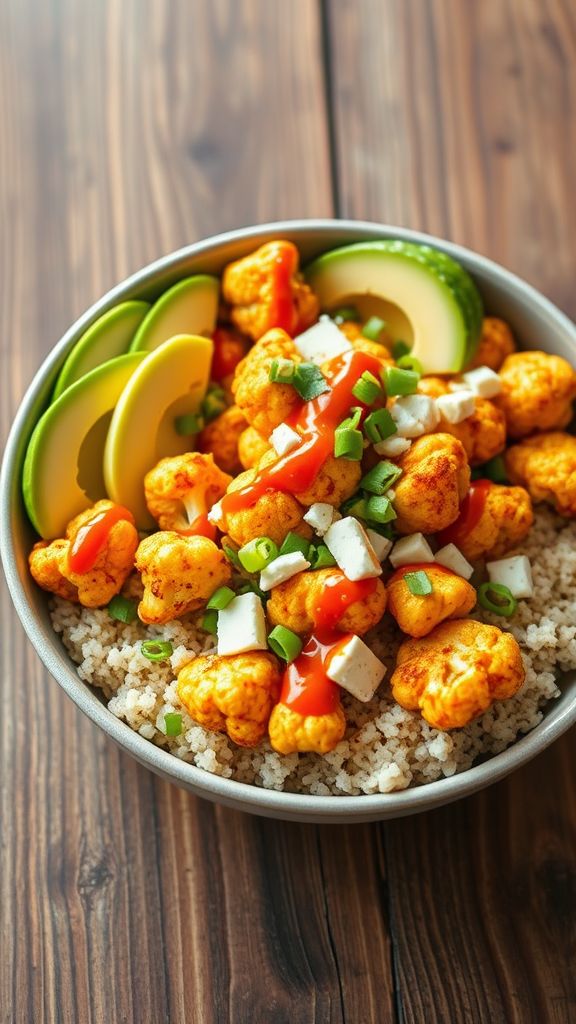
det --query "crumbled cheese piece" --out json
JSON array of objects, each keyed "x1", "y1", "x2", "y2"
[
  {"x1": 434, "y1": 543, "x2": 474, "y2": 580},
  {"x1": 207, "y1": 499, "x2": 225, "y2": 528},
  {"x1": 324, "y1": 517, "x2": 382, "y2": 581},
  {"x1": 259, "y1": 551, "x2": 311, "y2": 592},
  {"x1": 269, "y1": 423, "x2": 302, "y2": 457},
  {"x1": 366, "y1": 529, "x2": 393, "y2": 562},
  {"x1": 326, "y1": 635, "x2": 387, "y2": 702},
  {"x1": 462, "y1": 366, "x2": 502, "y2": 398},
  {"x1": 374, "y1": 436, "x2": 412, "y2": 457},
  {"x1": 389, "y1": 533, "x2": 435, "y2": 568},
  {"x1": 436, "y1": 391, "x2": 476, "y2": 425},
  {"x1": 217, "y1": 593, "x2": 268, "y2": 655},
  {"x1": 303, "y1": 502, "x2": 339, "y2": 535},
  {"x1": 390, "y1": 395, "x2": 440, "y2": 437},
  {"x1": 486, "y1": 555, "x2": 534, "y2": 599},
  {"x1": 293, "y1": 315, "x2": 352, "y2": 365}
]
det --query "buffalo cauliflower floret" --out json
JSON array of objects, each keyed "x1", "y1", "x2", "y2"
[
  {"x1": 418, "y1": 377, "x2": 506, "y2": 465},
  {"x1": 220, "y1": 466, "x2": 312, "y2": 548},
  {"x1": 177, "y1": 652, "x2": 281, "y2": 747},
  {"x1": 29, "y1": 540, "x2": 79, "y2": 602},
  {"x1": 393, "y1": 434, "x2": 470, "y2": 535},
  {"x1": 256, "y1": 448, "x2": 361, "y2": 508},
  {"x1": 237, "y1": 425, "x2": 272, "y2": 470},
  {"x1": 505, "y1": 431, "x2": 576, "y2": 518},
  {"x1": 211, "y1": 325, "x2": 251, "y2": 396},
  {"x1": 391, "y1": 618, "x2": 525, "y2": 729},
  {"x1": 144, "y1": 452, "x2": 231, "y2": 536},
  {"x1": 467, "y1": 317, "x2": 516, "y2": 371},
  {"x1": 445, "y1": 482, "x2": 533, "y2": 561},
  {"x1": 497, "y1": 351, "x2": 576, "y2": 438},
  {"x1": 198, "y1": 405, "x2": 247, "y2": 475},
  {"x1": 135, "y1": 533, "x2": 231, "y2": 624},
  {"x1": 222, "y1": 240, "x2": 319, "y2": 341},
  {"x1": 232, "y1": 328, "x2": 302, "y2": 436},
  {"x1": 268, "y1": 701, "x2": 346, "y2": 754},
  {"x1": 267, "y1": 568, "x2": 387, "y2": 637},
  {"x1": 386, "y1": 564, "x2": 476, "y2": 638}
]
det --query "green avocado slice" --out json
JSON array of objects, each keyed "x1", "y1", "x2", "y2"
[{"x1": 129, "y1": 275, "x2": 220, "y2": 352}]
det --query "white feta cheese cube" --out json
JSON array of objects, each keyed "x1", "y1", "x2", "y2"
[
  {"x1": 434, "y1": 543, "x2": 474, "y2": 580},
  {"x1": 390, "y1": 394, "x2": 440, "y2": 437},
  {"x1": 374, "y1": 436, "x2": 412, "y2": 457},
  {"x1": 303, "y1": 502, "x2": 338, "y2": 535},
  {"x1": 259, "y1": 551, "x2": 311, "y2": 592},
  {"x1": 326, "y1": 635, "x2": 386, "y2": 702},
  {"x1": 293, "y1": 315, "x2": 352, "y2": 365},
  {"x1": 324, "y1": 517, "x2": 382, "y2": 581},
  {"x1": 207, "y1": 499, "x2": 225, "y2": 529},
  {"x1": 462, "y1": 366, "x2": 502, "y2": 398},
  {"x1": 486, "y1": 555, "x2": 534, "y2": 599},
  {"x1": 436, "y1": 391, "x2": 476, "y2": 425},
  {"x1": 389, "y1": 533, "x2": 435, "y2": 568},
  {"x1": 217, "y1": 593, "x2": 268, "y2": 656},
  {"x1": 366, "y1": 529, "x2": 393, "y2": 562},
  {"x1": 269, "y1": 423, "x2": 302, "y2": 457}
]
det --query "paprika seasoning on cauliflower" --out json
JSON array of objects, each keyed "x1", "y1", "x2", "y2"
[
  {"x1": 505, "y1": 431, "x2": 576, "y2": 517},
  {"x1": 231, "y1": 328, "x2": 303, "y2": 436},
  {"x1": 144, "y1": 452, "x2": 231, "y2": 538},
  {"x1": 386, "y1": 564, "x2": 476, "y2": 638},
  {"x1": 135, "y1": 532, "x2": 231, "y2": 624},
  {"x1": 497, "y1": 351, "x2": 576, "y2": 438},
  {"x1": 392, "y1": 434, "x2": 470, "y2": 535}
]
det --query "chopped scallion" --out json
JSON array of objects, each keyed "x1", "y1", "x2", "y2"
[
  {"x1": 397, "y1": 354, "x2": 423, "y2": 375},
  {"x1": 238, "y1": 537, "x2": 279, "y2": 573},
  {"x1": 361, "y1": 460, "x2": 402, "y2": 495},
  {"x1": 269, "y1": 357, "x2": 297, "y2": 384},
  {"x1": 392, "y1": 340, "x2": 411, "y2": 360},
  {"x1": 383, "y1": 365, "x2": 420, "y2": 396},
  {"x1": 163, "y1": 712, "x2": 183, "y2": 737},
  {"x1": 237, "y1": 581, "x2": 268, "y2": 602},
  {"x1": 365, "y1": 494, "x2": 397, "y2": 524},
  {"x1": 331, "y1": 305, "x2": 361, "y2": 324},
  {"x1": 482, "y1": 455, "x2": 508, "y2": 484},
  {"x1": 340, "y1": 495, "x2": 369, "y2": 520},
  {"x1": 222, "y1": 543, "x2": 242, "y2": 569},
  {"x1": 404, "y1": 570, "x2": 433, "y2": 596},
  {"x1": 309, "y1": 544, "x2": 337, "y2": 569},
  {"x1": 477, "y1": 582, "x2": 517, "y2": 617},
  {"x1": 107, "y1": 595, "x2": 138, "y2": 623},
  {"x1": 141, "y1": 639, "x2": 174, "y2": 662},
  {"x1": 334, "y1": 424, "x2": 364, "y2": 460},
  {"x1": 363, "y1": 408, "x2": 397, "y2": 444},
  {"x1": 201, "y1": 609, "x2": 219, "y2": 634},
  {"x1": 175, "y1": 412, "x2": 204, "y2": 435},
  {"x1": 279, "y1": 532, "x2": 311, "y2": 559},
  {"x1": 292, "y1": 362, "x2": 331, "y2": 401},
  {"x1": 362, "y1": 316, "x2": 387, "y2": 342},
  {"x1": 201, "y1": 384, "x2": 227, "y2": 423},
  {"x1": 207, "y1": 586, "x2": 236, "y2": 610},
  {"x1": 268, "y1": 625, "x2": 303, "y2": 663},
  {"x1": 352, "y1": 370, "x2": 383, "y2": 405}
]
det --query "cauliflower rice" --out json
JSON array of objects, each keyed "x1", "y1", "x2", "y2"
[{"x1": 50, "y1": 507, "x2": 572, "y2": 795}]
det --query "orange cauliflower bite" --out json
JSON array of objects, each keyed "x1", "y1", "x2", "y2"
[
  {"x1": 452, "y1": 482, "x2": 533, "y2": 561},
  {"x1": 232, "y1": 328, "x2": 302, "y2": 436},
  {"x1": 221, "y1": 466, "x2": 312, "y2": 548},
  {"x1": 386, "y1": 565, "x2": 476, "y2": 638},
  {"x1": 393, "y1": 434, "x2": 470, "y2": 535},
  {"x1": 497, "y1": 351, "x2": 576, "y2": 438},
  {"x1": 29, "y1": 540, "x2": 79, "y2": 602},
  {"x1": 198, "y1": 405, "x2": 247, "y2": 475},
  {"x1": 144, "y1": 452, "x2": 231, "y2": 535},
  {"x1": 505, "y1": 431, "x2": 576, "y2": 517},
  {"x1": 267, "y1": 569, "x2": 387, "y2": 637},
  {"x1": 178, "y1": 652, "x2": 281, "y2": 747},
  {"x1": 135, "y1": 533, "x2": 231, "y2": 624},
  {"x1": 222, "y1": 240, "x2": 319, "y2": 341},
  {"x1": 418, "y1": 377, "x2": 506, "y2": 465},
  {"x1": 391, "y1": 619, "x2": 525, "y2": 730},
  {"x1": 467, "y1": 317, "x2": 516, "y2": 371},
  {"x1": 256, "y1": 448, "x2": 361, "y2": 508},
  {"x1": 268, "y1": 701, "x2": 346, "y2": 754},
  {"x1": 237, "y1": 425, "x2": 271, "y2": 470}
]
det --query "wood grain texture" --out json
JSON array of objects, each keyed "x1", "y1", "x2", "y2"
[{"x1": 1, "y1": 0, "x2": 575, "y2": 1021}]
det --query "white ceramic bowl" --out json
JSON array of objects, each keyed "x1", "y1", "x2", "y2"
[{"x1": 2, "y1": 220, "x2": 576, "y2": 823}]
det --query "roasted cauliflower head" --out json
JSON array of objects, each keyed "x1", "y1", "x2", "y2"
[
  {"x1": 144, "y1": 452, "x2": 231, "y2": 536},
  {"x1": 505, "y1": 431, "x2": 576, "y2": 518},
  {"x1": 256, "y1": 448, "x2": 361, "y2": 508},
  {"x1": 447, "y1": 482, "x2": 533, "y2": 561},
  {"x1": 268, "y1": 701, "x2": 346, "y2": 755},
  {"x1": 386, "y1": 564, "x2": 477, "y2": 638},
  {"x1": 219, "y1": 466, "x2": 313, "y2": 548},
  {"x1": 178, "y1": 652, "x2": 281, "y2": 747},
  {"x1": 135, "y1": 533, "x2": 231, "y2": 624},
  {"x1": 237, "y1": 425, "x2": 272, "y2": 470},
  {"x1": 497, "y1": 351, "x2": 576, "y2": 439},
  {"x1": 266, "y1": 568, "x2": 387, "y2": 637},
  {"x1": 231, "y1": 328, "x2": 302, "y2": 436},
  {"x1": 393, "y1": 434, "x2": 470, "y2": 535},
  {"x1": 222, "y1": 240, "x2": 319, "y2": 341},
  {"x1": 198, "y1": 405, "x2": 247, "y2": 475},
  {"x1": 467, "y1": 317, "x2": 516, "y2": 371},
  {"x1": 391, "y1": 619, "x2": 525, "y2": 729},
  {"x1": 418, "y1": 377, "x2": 506, "y2": 466},
  {"x1": 29, "y1": 540, "x2": 80, "y2": 602}
]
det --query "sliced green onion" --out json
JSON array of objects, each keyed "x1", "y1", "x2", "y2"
[
  {"x1": 384, "y1": 365, "x2": 420, "y2": 396},
  {"x1": 482, "y1": 455, "x2": 508, "y2": 484},
  {"x1": 268, "y1": 625, "x2": 303, "y2": 663},
  {"x1": 365, "y1": 520, "x2": 396, "y2": 540},
  {"x1": 237, "y1": 581, "x2": 268, "y2": 603},
  {"x1": 363, "y1": 408, "x2": 397, "y2": 444},
  {"x1": 365, "y1": 494, "x2": 397, "y2": 524},
  {"x1": 175, "y1": 412, "x2": 204, "y2": 435},
  {"x1": 202, "y1": 385, "x2": 227, "y2": 422},
  {"x1": 361, "y1": 460, "x2": 402, "y2": 495},
  {"x1": 362, "y1": 316, "x2": 387, "y2": 342},
  {"x1": 163, "y1": 712, "x2": 183, "y2": 737},
  {"x1": 341, "y1": 494, "x2": 369, "y2": 519},
  {"x1": 222, "y1": 543, "x2": 242, "y2": 569},
  {"x1": 141, "y1": 639, "x2": 174, "y2": 662},
  {"x1": 392, "y1": 339, "x2": 411, "y2": 360},
  {"x1": 477, "y1": 582, "x2": 517, "y2": 617},
  {"x1": 279, "y1": 532, "x2": 311, "y2": 559},
  {"x1": 207, "y1": 586, "x2": 236, "y2": 610},
  {"x1": 202, "y1": 608, "x2": 219, "y2": 634},
  {"x1": 404, "y1": 570, "x2": 433, "y2": 596},
  {"x1": 334, "y1": 425, "x2": 364, "y2": 460},
  {"x1": 309, "y1": 544, "x2": 337, "y2": 569},
  {"x1": 269, "y1": 357, "x2": 297, "y2": 384},
  {"x1": 331, "y1": 305, "x2": 360, "y2": 324},
  {"x1": 108, "y1": 595, "x2": 138, "y2": 623},
  {"x1": 352, "y1": 370, "x2": 383, "y2": 405},
  {"x1": 343, "y1": 406, "x2": 363, "y2": 430},
  {"x1": 397, "y1": 354, "x2": 423, "y2": 375},
  {"x1": 292, "y1": 362, "x2": 330, "y2": 401},
  {"x1": 238, "y1": 536, "x2": 279, "y2": 573}
]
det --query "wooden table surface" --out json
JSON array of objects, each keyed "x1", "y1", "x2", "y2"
[{"x1": 1, "y1": 2, "x2": 575, "y2": 1021}]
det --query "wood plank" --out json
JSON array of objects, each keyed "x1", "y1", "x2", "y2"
[{"x1": 327, "y1": 0, "x2": 576, "y2": 1020}]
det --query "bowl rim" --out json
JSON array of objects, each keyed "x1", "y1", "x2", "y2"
[{"x1": 2, "y1": 217, "x2": 576, "y2": 821}]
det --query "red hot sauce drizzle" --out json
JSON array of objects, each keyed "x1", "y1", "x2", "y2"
[
  {"x1": 267, "y1": 241, "x2": 298, "y2": 335},
  {"x1": 437, "y1": 479, "x2": 492, "y2": 548},
  {"x1": 68, "y1": 504, "x2": 133, "y2": 575}
]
